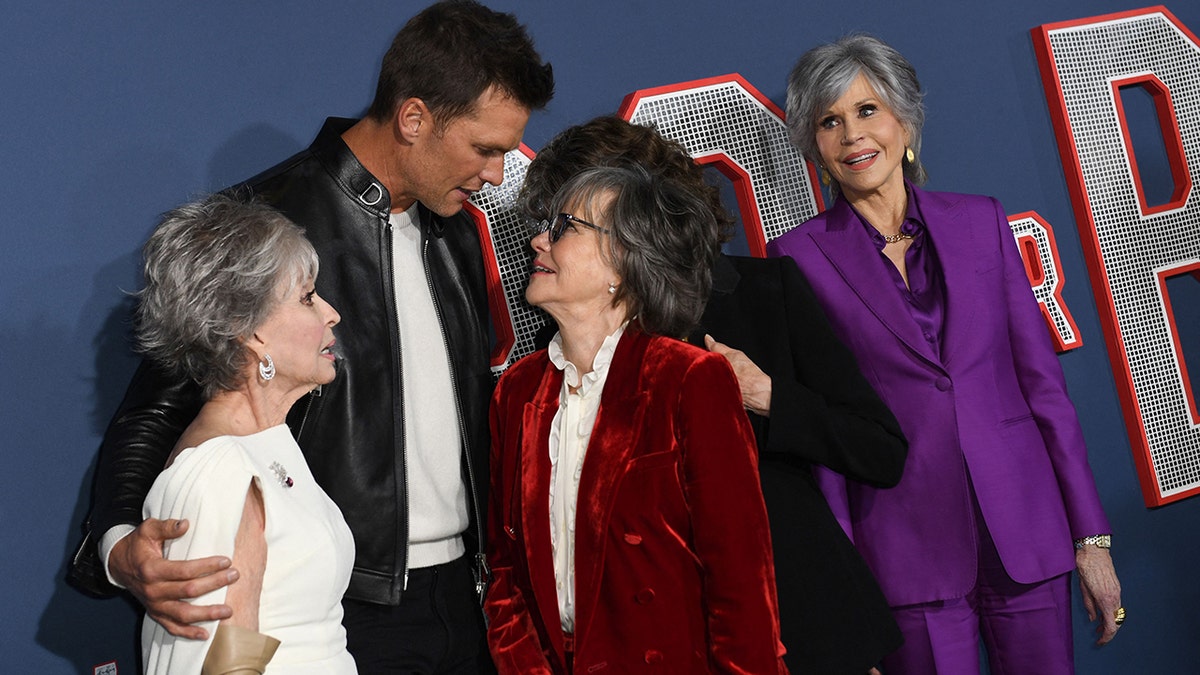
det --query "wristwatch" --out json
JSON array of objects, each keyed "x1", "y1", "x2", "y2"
[{"x1": 1073, "y1": 534, "x2": 1112, "y2": 549}]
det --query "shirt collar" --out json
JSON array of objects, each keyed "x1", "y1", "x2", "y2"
[
  {"x1": 853, "y1": 182, "x2": 928, "y2": 252},
  {"x1": 548, "y1": 322, "x2": 628, "y2": 394}
]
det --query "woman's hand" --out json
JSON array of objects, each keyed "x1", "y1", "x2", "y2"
[
  {"x1": 1076, "y1": 544, "x2": 1123, "y2": 645},
  {"x1": 705, "y1": 335, "x2": 772, "y2": 416}
]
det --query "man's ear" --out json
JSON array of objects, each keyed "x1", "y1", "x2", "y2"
[{"x1": 397, "y1": 97, "x2": 429, "y2": 142}]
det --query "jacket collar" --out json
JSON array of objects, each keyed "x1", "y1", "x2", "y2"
[
  {"x1": 310, "y1": 117, "x2": 447, "y2": 237},
  {"x1": 309, "y1": 117, "x2": 391, "y2": 215},
  {"x1": 810, "y1": 184, "x2": 975, "y2": 369}
]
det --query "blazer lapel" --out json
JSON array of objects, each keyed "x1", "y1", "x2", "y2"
[
  {"x1": 917, "y1": 189, "x2": 980, "y2": 368},
  {"x1": 518, "y1": 363, "x2": 569, "y2": 664},
  {"x1": 571, "y1": 330, "x2": 652, "y2": 644},
  {"x1": 810, "y1": 200, "x2": 943, "y2": 369}
]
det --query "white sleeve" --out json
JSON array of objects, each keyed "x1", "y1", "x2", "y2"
[
  {"x1": 99, "y1": 524, "x2": 137, "y2": 587},
  {"x1": 140, "y1": 440, "x2": 259, "y2": 674}
]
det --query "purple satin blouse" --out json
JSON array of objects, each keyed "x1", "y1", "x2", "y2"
[{"x1": 853, "y1": 188, "x2": 947, "y2": 357}]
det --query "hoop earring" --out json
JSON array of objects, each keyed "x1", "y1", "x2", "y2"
[
  {"x1": 820, "y1": 167, "x2": 832, "y2": 186},
  {"x1": 905, "y1": 147, "x2": 916, "y2": 164},
  {"x1": 258, "y1": 353, "x2": 276, "y2": 381}
]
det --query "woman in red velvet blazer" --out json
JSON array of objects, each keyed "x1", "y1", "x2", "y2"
[{"x1": 485, "y1": 165, "x2": 785, "y2": 674}]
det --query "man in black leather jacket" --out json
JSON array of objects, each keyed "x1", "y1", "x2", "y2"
[{"x1": 69, "y1": 2, "x2": 553, "y2": 671}]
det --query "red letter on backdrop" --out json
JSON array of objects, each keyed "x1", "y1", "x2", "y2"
[
  {"x1": 1008, "y1": 212, "x2": 1083, "y2": 352},
  {"x1": 465, "y1": 147, "x2": 539, "y2": 374},
  {"x1": 1033, "y1": 6, "x2": 1200, "y2": 506},
  {"x1": 618, "y1": 74, "x2": 824, "y2": 256}
]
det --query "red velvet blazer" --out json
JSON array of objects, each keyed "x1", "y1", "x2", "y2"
[{"x1": 485, "y1": 328, "x2": 786, "y2": 674}]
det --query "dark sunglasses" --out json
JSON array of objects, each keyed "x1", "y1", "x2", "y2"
[{"x1": 531, "y1": 212, "x2": 610, "y2": 243}]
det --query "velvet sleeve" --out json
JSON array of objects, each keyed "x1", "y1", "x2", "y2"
[
  {"x1": 677, "y1": 353, "x2": 786, "y2": 674},
  {"x1": 764, "y1": 256, "x2": 907, "y2": 487},
  {"x1": 483, "y1": 378, "x2": 554, "y2": 674},
  {"x1": 68, "y1": 359, "x2": 203, "y2": 597},
  {"x1": 993, "y1": 197, "x2": 1110, "y2": 538}
]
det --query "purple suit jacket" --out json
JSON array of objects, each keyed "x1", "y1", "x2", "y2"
[{"x1": 767, "y1": 186, "x2": 1110, "y2": 607}]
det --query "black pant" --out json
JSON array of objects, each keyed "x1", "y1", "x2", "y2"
[{"x1": 343, "y1": 556, "x2": 495, "y2": 674}]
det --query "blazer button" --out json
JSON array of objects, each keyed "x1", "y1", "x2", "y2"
[
  {"x1": 935, "y1": 376, "x2": 952, "y2": 391},
  {"x1": 623, "y1": 533, "x2": 643, "y2": 545},
  {"x1": 644, "y1": 649, "x2": 663, "y2": 664},
  {"x1": 635, "y1": 588, "x2": 656, "y2": 604}
]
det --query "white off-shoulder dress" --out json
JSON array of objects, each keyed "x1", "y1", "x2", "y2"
[{"x1": 141, "y1": 424, "x2": 357, "y2": 674}]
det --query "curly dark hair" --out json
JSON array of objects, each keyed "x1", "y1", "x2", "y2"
[
  {"x1": 546, "y1": 165, "x2": 720, "y2": 338},
  {"x1": 519, "y1": 115, "x2": 736, "y2": 243}
]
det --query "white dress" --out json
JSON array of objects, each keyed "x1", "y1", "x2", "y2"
[{"x1": 141, "y1": 425, "x2": 357, "y2": 674}]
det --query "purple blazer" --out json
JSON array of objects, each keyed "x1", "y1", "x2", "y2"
[{"x1": 767, "y1": 186, "x2": 1110, "y2": 607}]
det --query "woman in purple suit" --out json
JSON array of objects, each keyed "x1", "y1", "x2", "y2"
[{"x1": 767, "y1": 35, "x2": 1124, "y2": 675}]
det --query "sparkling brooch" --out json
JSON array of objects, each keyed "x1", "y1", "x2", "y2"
[{"x1": 269, "y1": 461, "x2": 294, "y2": 488}]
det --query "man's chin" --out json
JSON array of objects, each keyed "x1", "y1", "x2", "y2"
[{"x1": 429, "y1": 197, "x2": 469, "y2": 218}]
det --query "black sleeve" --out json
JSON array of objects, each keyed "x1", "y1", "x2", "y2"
[
  {"x1": 67, "y1": 360, "x2": 202, "y2": 597},
  {"x1": 762, "y1": 256, "x2": 907, "y2": 487}
]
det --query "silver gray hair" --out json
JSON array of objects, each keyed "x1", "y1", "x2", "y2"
[
  {"x1": 135, "y1": 193, "x2": 319, "y2": 399},
  {"x1": 549, "y1": 165, "x2": 719, "y2": 338},
  {"x1": 785, "y1": 34, "x2": 927, "y2": 196}
]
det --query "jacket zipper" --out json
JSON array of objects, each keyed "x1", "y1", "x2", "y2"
[
  {"x1": 422, "y1": 234, "x2": 489, "y2": 608},
  {"x1": 388, "y1": 214, "x2": 412, "y2": 595}
]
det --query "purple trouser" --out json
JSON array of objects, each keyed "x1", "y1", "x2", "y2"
[{"x1": 882, "y1": 501, "x2": 1075, "y2": 675}]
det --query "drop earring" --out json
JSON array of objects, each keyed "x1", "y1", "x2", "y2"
[
  {"x1": 258, "y1": 353, "x2": 276, "y2": 381},
  {"x1": 820, "y1": 167, "x2": 831, "y2": 186},
  {"x1": 905, "y1": 147, "x2": 915, "y2": 164}
]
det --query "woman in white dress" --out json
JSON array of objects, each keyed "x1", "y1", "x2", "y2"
[{"x1": 135, "y1": 195, "x2": 357, "y2": 673}]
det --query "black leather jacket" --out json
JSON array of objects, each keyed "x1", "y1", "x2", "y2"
[{"x1": 70, "y1": 118, "x2": 493, "y2": 605}]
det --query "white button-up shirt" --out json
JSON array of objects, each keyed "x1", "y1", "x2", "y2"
[{"x1": 546, "y1": 323, "x2": 626, "y2": 632}]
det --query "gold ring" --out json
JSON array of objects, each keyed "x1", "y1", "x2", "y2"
[{"x1": 1113, "y1": 607, "x2": 1126, "y2": 626}]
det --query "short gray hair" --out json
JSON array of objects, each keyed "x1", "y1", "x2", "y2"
[
  {"x1": 548, "y1": 165, "x2": 719, "y2": 338},
  {"x1": 785, "y1": 34, "x2": 927, "y2": 196},
  {"x1": 135, "y1": 194, "x2": 319, "y2": 399}
]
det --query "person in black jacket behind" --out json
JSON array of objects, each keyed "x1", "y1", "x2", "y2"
[
  {"x1": 69, "y1": 2, "x2": 554, "y2": 672},
  {"x1": 520, "y1": 116, "x2": 907, "y2": 674}
]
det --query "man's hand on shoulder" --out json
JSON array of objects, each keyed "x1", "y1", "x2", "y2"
[{"x1": 110, "y1": 518, "x2": 237, "y2": 640}]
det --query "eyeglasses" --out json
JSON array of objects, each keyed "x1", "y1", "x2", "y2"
[{"x1": 531, "y1": 213, "x2": 610, "y2": 243}]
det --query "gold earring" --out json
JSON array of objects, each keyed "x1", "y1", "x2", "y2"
[
  {"x1": 906, "y1": 147, "x2": 915, "y2": 164},
  {"x1": 820, "y1": 168, "x2": 831, "y2": 186}
]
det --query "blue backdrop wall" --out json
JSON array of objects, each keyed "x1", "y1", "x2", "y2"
[{"x1": 3, "y1": 1, "x2": 1197, "y2": 672}]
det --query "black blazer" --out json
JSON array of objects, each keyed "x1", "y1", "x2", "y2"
[{"x1": 688, "y1": 254, "x2": 906, "y2": 674}]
